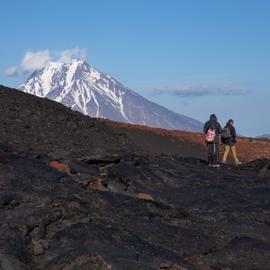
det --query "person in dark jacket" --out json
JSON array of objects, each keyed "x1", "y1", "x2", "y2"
[
  {"x1": 221, "y1": 119, "x2": 241, "y2": 165},
  {"x1": 203, "y1": 114, "x2": 222, "y2": 167}
]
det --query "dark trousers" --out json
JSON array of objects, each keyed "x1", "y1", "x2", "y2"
[{"x1": 207, "y1": 142, "x2": 219, "y2": 164}]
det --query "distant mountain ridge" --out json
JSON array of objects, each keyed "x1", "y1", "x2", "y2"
[
  {"x1": 257, "y1": 134, "x2": 270, "y2": 139},
  {"x1": 19, "y1": 59, "x2": 202, "y2": 132}
]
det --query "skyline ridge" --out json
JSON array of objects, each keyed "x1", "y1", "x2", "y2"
[
  {"x1": 19, "y1": 58, "x2": 203, "y2": 132},
  {"x1": 1, "y1": 0, "x2": 269, "y2": 136}
]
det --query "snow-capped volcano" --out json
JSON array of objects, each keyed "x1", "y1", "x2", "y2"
[{"x1": 19, "y1": 59, "x2": 202, "y2": 131}]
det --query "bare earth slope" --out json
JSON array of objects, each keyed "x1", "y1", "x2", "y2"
[
  {"x1": 105, "y1": 121, "x2": 270, "y2": 162},
  {"x1": 1, "y1": 85, "x2": 270, "y2": 270},
  {"x1": 1, "y1": 85, "x2": 270, "y2": 162}
]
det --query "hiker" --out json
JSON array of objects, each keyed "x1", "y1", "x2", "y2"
[
  {"x1": 221, "y1": 119, "x2": 241, "y2": 165},
  {"x1": 203, "y1": 114, "x2": 222, "y2": 167}
]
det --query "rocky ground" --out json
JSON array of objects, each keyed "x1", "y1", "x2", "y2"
[
  {"x1": 105, "y1": 121, "x2": 270, "y2": 162},
  {"x1": 0, "y1": 85, "x2": 270, "y2": 270}
]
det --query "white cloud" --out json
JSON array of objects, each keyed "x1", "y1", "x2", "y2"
[
  {"x1": 21, "y1": 49, "x2": 51, "y2": 72},
  {"x1": 4, "y1": 66, "x2": 18, "y2": 77},
  {"x1": 4, "y1": 48, "x2": 88, "y2": 77},
  {"x1": 153, "y1": 85, "x2": 248, "y2": 97},
  {"x1": 58, "y1": 48, "x2": 87, "y2": 63}
]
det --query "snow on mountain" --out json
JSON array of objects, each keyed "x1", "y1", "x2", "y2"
[{"x1": 19, "y1": 59, "x2": 203, "y2": 132}]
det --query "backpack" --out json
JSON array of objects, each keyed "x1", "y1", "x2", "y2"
[
  {"x1": 221, "y1": 127, "x2": 231, "y2": 139},
  {"x1": 205, "y1": 128, "x2": 216, "y2": 142}
]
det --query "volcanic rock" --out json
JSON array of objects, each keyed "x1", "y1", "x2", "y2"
[{"x1": 1, "y1": 85, "x2": 270, "y2": 269}]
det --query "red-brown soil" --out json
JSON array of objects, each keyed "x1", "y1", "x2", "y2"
[{"x1": 104, "y1": 120, "x2": 270, "y2": 162}]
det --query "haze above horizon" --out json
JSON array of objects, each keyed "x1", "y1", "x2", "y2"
[{"x1": 1, "y1": 0, "x2": 269, "y2": 136}]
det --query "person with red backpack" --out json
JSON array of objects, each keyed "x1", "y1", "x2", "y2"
[{"x1": 203, "y1": 114, "x2": 222, "y2": 167}]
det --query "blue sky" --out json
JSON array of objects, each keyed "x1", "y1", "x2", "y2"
[{"x1": 1, "y1": 0, "x2": 269, "y2": 136}]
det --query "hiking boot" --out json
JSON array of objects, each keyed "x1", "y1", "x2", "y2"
[{"x1": 236, "y1": 161, "x2": 242, "y2": 166}]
